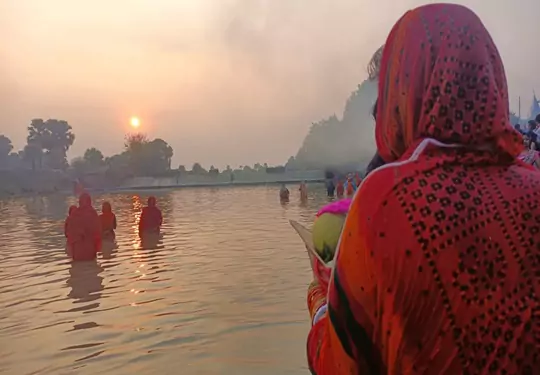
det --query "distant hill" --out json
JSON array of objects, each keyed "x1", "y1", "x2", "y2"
[{"x1": 290, "y1": 79, "x2": 377, "y2": 171}]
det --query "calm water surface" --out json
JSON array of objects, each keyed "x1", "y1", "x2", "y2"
[{"x1": 0, "y1": 185, "x2": 332, "y2": 375}]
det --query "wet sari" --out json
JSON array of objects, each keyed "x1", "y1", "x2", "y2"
[
  {"x1": 139, "y1": 196, "x2": 163, "y2": 236},
  {"x1": 67, "y1": 193, "x2": 102, "y2": 261},
  {"x1": 99, "y1": 201, "x2": 117, "y2": 239},
  {"x1": 306, "y1": 4, "x2": 538, "y2": 374}
]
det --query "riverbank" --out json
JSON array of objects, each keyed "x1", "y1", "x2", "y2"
[{"x1": 0, "y1": 169, "x2": 327, "y2": 197}]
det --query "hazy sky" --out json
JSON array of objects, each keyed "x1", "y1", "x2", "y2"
[{"x1": 1, "y1": 0, "x2": 539, "y2": 168}]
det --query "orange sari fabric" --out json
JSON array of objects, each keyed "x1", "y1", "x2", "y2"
[
  {"x1": 67, "y1": 193, "x2": 102, "y2": 261},
  {"x1": 307, "y1": 4, "x2": 538, "y2": 374}
]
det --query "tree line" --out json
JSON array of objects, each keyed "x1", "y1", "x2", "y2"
[{"x1": 0, "y1": 120, "x2": 287, "y2": 180}]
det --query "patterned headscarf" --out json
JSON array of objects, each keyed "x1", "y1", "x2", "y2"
[{"x1": 375, "y1": 4, "x2": 522, "y2": 163}]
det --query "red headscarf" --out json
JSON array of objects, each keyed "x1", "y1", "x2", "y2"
[{"x1": 375, "y1": 4, "x2": 522, "y2": 163}]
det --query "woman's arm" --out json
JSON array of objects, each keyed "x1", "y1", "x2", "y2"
[{"x1": 306, "y1": 199, "x2": 380, "y2": 374}]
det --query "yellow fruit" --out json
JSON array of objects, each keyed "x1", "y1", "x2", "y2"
[{"x1": 312, "y1": 213, "x2": 346, "y2": 262}]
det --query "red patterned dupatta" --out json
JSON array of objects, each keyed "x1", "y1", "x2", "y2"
[{"x1": 306, "y1": 4, "x2": 539, "y2": 375}]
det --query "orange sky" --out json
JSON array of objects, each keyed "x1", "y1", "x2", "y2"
[{"x1": 1, "y1": 0, "x2": 539, "y2": 168}]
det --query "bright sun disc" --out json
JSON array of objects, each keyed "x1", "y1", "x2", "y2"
[{"x1": 130, "y1": 117, "x2": 140, "y2": 128}]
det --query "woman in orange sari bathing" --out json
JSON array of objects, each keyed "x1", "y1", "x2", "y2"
[
  {"x1": 306, "y1": 4, "x2": 539, "y2": 374},
  {"x1": 99, "y1": 201, "x2": 117, "y2": 239},
  {"x1": 66, "y1": 193, "x2": 102, "y2": 261}
]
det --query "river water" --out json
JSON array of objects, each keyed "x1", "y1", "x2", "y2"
[{"x1": 0, "y1": 185, "x2": 331, "y2": 375}]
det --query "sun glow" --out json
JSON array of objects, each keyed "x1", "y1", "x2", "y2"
[{"x1": 130, "y1": 117, "x2": 140, "y2": 128}]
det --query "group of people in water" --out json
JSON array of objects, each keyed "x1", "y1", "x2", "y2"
[
  {"x1": 302, "y1": 3, "x2": 539, "y2": 374},
  {"x1": 279, "y1": 173, "x2": 362, "y2": 202},
  {"x1": 64, "y1": 192, "x2": 163, "y2": 261}
]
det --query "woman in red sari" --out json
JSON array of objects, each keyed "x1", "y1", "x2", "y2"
[
  {"x1": 66, "y1": 193, "x2": 102, "y2": 261},
  {"x1": 139, "y1": 196, "x2": 162, "y2": 236},
  {"x1": 306, "y1": 4, "x2": 539, "y2": 374}
]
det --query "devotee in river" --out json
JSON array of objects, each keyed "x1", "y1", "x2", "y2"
[
  {"x1": 304, "y1": 4, "x2": 539, "y2": 374},
  {"x1": 326, "y1": 179, "x2": 335, "y2": 197},
  {"x1": 279, "y1": 184, "x2": 290, "y2": 201},
  {"x1": 336, "y1": 180, "x2": 344, "y2": 197},
  {"x1": 299, "y1": 181, "x2": 308, "y2": 200},
  {"x1": 99, "y1": 201, "x2": 117, "y2": 239},
  {"x1": 139, "y1": 196, "x2": 163, "y2": 236},
  {"x1": 345, "y1": 176, "x2": 355, "y2": 196},
  {"x1": 64, "y1": 205, "x2": 77, "y2": 238},
  {"x1": 66, "y1": 193, "x2": 102, "y2": 261}
]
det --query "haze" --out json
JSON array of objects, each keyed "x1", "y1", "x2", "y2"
[{"x1": 1, "y1": 0, "x2": 538, "y2": 168}]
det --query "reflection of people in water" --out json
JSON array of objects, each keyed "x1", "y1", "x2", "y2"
[
  {"x1": 299, "y1": 181, "x2": 308, "y2": 200},
  {"x1": 140, "y1": 232, "x2": 163, "y2": 250},
  {"x1": 67, "y1": 261, "x2": 104, "y2": 303},
  {"x1": 99, "y1": 201, "x2": 117, "y2": 239},
  {"x1": 66, "y1": 193, "x2": 102, "y2": 261},
  {"x1": 279, "y1": 184, "x2": 290, "y2": 201},
  {"x1": 139, "y1": 196, "x2": 163, "y2": 236}
]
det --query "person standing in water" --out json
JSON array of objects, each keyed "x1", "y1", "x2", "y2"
[
  {"x1": 326, "y1": 179, "x2": 335, "y2": 197},
  {"x1": 99, "y1": 201, "x2": 117, "y2": 239},
  {"x1": 299, "y1": 181, "x2": 308, "y2": 200},
  {"x1": 279, "y1": 184, "x2": 290, "y2": 201},
  {"x1": 336, "y1": 180, "x2": 344, "y2": 197},
  {"x1": 66, "y1": 193, "x2": 102, "y2": 261},
  {"x1": 139, "y1": 196, "x2": 163, "y2": 236},
  {"x1": 345, "y1": 175, "x2": 355, "y2": 196}
]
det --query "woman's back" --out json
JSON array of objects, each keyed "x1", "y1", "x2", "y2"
[{"x1": 355, "y1": 149, "x2": 539, "y2": 373}]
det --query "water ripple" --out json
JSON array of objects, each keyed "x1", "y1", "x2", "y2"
[{"x1": 0, "y1": 185, "x2": 330, "y2": 374}]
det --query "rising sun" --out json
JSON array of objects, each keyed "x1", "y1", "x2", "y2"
[{"x1": 130, "y1": 116, "x2": 140, "y2": 128}]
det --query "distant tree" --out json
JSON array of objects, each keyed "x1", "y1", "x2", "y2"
[
  {"x1": 191, "y1": 162, "x2": 207, "y2": 175},
  {"x1": 225, "y1": 165, "x2": 232, "y2": 172},
  {"x1": 124, "y1": 133, "x2": 149, "y2": 152},
  {"x1": 243, "y1": 165, "x2": 253, "y2": 172},
  {"x1": 178, "y1": 165, "x2": 187, "y2": 174},
  {"x1": 147, "y1": 138, "x2": 173, "y2": 171},
  {"x1": 71, "y1": 157, "x2": 87, "y2": 174},
  {"x1": 209, "y1": 165, "x2": 219, "y2": 175},
  {"x1": 253, "y1": 162, "x2": 263, "y2": 171},
  {"x1": 0, "y1": 135, "x2": 13, "y2": 158},
  {"x1": 27, "y1": 119, "x2": 75, "y2": 169},
  {"x1": 22, "y1": 142, "x2": 43, "y2": 170},
  {"x1": 83, "y1": 148, "x2": 105, "y2": 167}
]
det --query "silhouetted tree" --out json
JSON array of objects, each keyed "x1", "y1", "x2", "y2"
[
  {"x1": 209, "y1": 165, "x2": 219, "y2": 175},
  {"x1": 27, "y1": 119, "x2": 75, "y2": 170},
  {"x1": 83, "y1": 148, "x2": 105, "y2": 167},
  {"x1": 191, "y1": 162, "x2": 207, "y2": 175},
  {"x1": 0, "y1": 135, "x2": 13, "y2": 158},
  {"x1": 22, "y1": 142, "x2": 43, "y2": 170}
]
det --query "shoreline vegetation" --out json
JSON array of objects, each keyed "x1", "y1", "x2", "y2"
[{"x1": 1, "y1": 78, "x2": 376, "y2": 197}]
